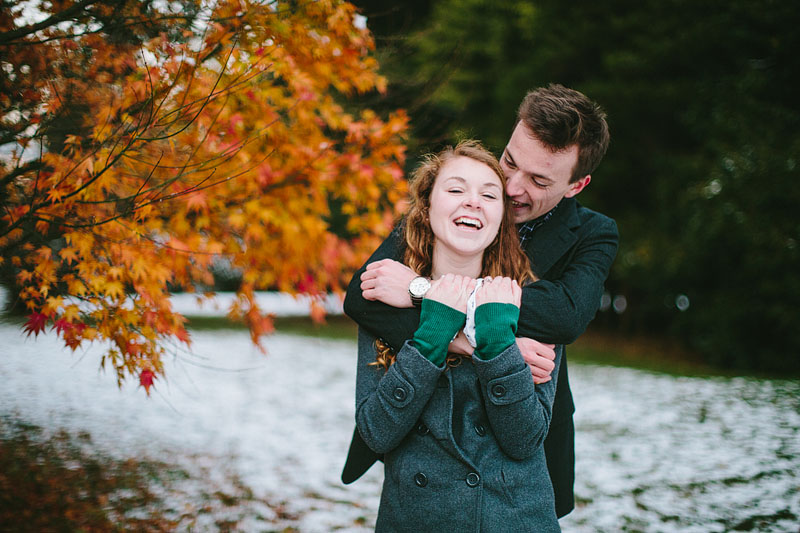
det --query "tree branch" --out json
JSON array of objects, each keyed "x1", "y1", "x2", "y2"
[{"x1": 0, "y1": 0, "x2": 100, "y2": 45}]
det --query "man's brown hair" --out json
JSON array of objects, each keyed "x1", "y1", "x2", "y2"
[{"x1": 517, "y1": 84, "x2": 610, "y2": 183}]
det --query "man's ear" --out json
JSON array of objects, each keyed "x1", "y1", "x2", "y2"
[{"x1": 565, "y1": 175, "x2": 591, "y2": 198}]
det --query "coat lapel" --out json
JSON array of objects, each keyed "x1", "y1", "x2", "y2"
[{"x1": 524, "y1": 198, "x2": 580, "y2": 277}]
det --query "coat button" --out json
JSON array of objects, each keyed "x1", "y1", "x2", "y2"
[
  {"x1": 491, "y1": 384, "x2": 506, "y2": 398},
  {"x1": 474, "y1": 424, "x2": 486, "y2": 437},
  {"x1": 465, "y1": 472, "x2": 480, "y2": 487},
  {"x1": 416, "y1": 422, "x2": 430, "y2": 435},
  {"x1": 393, "y1": 387, "x2": 407, "y2": 402},
  {"x1": 414, "y1": 472, "x2": 428, "y2": 487}
]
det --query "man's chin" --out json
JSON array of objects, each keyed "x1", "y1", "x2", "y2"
[{"x1": 512, "y1": 208, "x2": 533, "y2": 224}]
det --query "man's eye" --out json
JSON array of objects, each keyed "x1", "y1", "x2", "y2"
[
  {"x1": 504, "y1": 156, "x2": 517, "y2": 169},
  {"x1": 532, "y1": 180, "x2": 549, "y2": 189}
]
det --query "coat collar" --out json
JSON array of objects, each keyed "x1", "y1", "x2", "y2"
[{"x1": 523, "y1": 197, "x2": 580, "y2": 276}]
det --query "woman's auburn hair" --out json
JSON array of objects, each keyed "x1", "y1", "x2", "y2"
[
  {"x1": 404, "y1": 139, "x2": 534, "y2": 284},
  {"x1": 373, "y1": 140, "x2": 534, "y2": 370}
]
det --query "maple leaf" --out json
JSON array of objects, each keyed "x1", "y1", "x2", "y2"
[
  {"x1": 46, "y1": 187, "x2": 67, "y2": 204},
  {"x1": 105, "y1": 281, "x2": 125, "y2": 301},
  {"x1": 174, "y1": 327, "x2": 191, "y2": 345},
  {"x1": 185, "y1": 191, "x2": 208, "y2": 213},
  {"x1": 309, "y1": 300, "x2": 327, "y2": 325},
  {"x1": 59, "y1": 247, "x2": 79, "y2": 265},
  {"x1": 43, "y1": 296, "x2": 65, "y2": 315},
  {"x1": 35, "y1": 220, "x2": 50, "y2": 234},
  {"x1": 23, "y1": 312, "x2": 50, "y2": 338},
  {"x1": 139, "y1": 369, "x2": 156, "y2": 395},
  {"x1": 52, "y1": 318, "x2": 72, "y2": 336},
  {"x1": 16, "y1": 270, "x2": 34, "y2": 283}
]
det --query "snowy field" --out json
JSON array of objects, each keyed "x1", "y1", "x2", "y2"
[{"x1": 1, "y1": 291, "x2": 799, "y2": 532}]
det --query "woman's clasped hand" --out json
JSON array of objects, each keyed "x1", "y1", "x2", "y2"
[
  {"x1": 424, "y1": 274, "x2": 476, "y2": 312},
  {"x1": 425, "y1": 274, "x2": 521, "y2": 313}
]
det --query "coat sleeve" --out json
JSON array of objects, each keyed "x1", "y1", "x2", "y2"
[
  {"x1": 471, "y1": 343, "x2": 562, "y2": 460},
  {"x1": 343, "y1": 227, "x2": 421, "y2": 352},
  {"x1": 517, "y1": 215, "x2": 618, "y2": 344},
  {"x1": 355, "y1": 328, "x2": 444, "y2": 455}
]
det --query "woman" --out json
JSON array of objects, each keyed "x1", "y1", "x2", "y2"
[{"x1": 354, "y1": 140, "x2": 563, "y2": 532}]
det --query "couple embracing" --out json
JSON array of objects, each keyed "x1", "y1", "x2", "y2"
[{"x1": 341, "y1": 84, "x2": 618, "y2": 532}]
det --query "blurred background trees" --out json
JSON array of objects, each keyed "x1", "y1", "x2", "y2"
[{"x1": 352, "y1": 0, "x2": 800, "y2": 374}]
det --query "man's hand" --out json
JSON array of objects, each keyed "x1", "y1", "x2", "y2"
[
  {"x1": 360, "y1": 259, "x2": 419, "y2": 308},
  {"x1": 517, "y1": 337, "x2": 556, "y2": 384}
]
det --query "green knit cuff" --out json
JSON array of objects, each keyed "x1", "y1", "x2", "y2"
[
  {"x1": 474, "y1": 303, "x2": 519, "y2": 361},
  {"x1": 413, "y1": 299, "x2": 466, "y2": 366}
]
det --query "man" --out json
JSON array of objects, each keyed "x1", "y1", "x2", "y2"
[{"x1": 341, "y1": 84, "x2": 618, "y2": 518}]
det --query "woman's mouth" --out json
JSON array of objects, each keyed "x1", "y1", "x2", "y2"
[{"x1": 453, "y1": 216, "x2": 483, "y2": 229}]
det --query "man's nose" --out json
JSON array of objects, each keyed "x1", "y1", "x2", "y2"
[{"x1": 505, "y1": 172, "x2": 523, "y2": 196}]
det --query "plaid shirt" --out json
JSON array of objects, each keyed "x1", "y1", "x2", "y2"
[{"x1": 517, "y1": 204, "x2": 558, "y2": 248}]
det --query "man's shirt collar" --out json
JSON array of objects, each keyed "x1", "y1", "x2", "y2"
[{"x1": 517, "y1": 204, "x2": 559, "y2": 247}]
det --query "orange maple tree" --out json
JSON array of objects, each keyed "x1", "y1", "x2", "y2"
[{"x1": 0, "y1": 0, "x2": 408, "y2": 393}]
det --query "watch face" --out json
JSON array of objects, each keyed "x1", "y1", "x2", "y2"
[{"x1": 409, "y1": 277, "x2": 431, "y2": 297}]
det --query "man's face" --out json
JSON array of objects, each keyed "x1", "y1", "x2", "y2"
[{"x1": 500, "y1": 122, "x2": 591, "y2": 224}]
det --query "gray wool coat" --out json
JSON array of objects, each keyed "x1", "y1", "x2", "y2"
[
  {"x1": 355, "y1": 328, "x2": 563, "y2": 532},
  {"x1": 344, "y1": 198, "x2": 619, "y2": 518}
]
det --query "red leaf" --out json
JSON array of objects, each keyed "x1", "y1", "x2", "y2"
[
  {"x1": 297, "y1": 274, "x2": 316, "y2": 294},
  {"x1": 52, "y1": 318, "x2": 71, "y2": 335},
  {"x1": 174, "y1": 327, "x2": 191, "y2": 344},
  {"x1": 23, "y1": 312, "x2": 49, "y2": 338},
  {"x1": 139, "y1": 369, "x2": 155, "y2": 395}
]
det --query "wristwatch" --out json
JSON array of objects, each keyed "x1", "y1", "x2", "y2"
[{"x1": 408, "y1": 276, "x2": 431, "y2": 308}]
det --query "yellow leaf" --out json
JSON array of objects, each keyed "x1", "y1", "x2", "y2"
[
  {"x1": 17, "y1": 270, "x2": 34, "y2": 284},
  {"x1": 228, "y1": 212, "x2": 246, "y2": 230},
  {"x1": 63, "y1": 305, "x2": 81, "y2": 322},
  {"x1": 59, "y1": 247, "x2": 79, "y2": 265},
  {"x1": 105, "y1": 281, "x2": 125, "y2": 300},
  {"x1": 68, "y1": 278, "x2": 87, "y2": 297},
  {"x1": 108, "y1": 266, "x2": 124, "y2": 280}
]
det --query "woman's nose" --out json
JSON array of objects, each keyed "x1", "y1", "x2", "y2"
[{"x1": 463, "y1": 191, "x2": 481, "y2": 209}]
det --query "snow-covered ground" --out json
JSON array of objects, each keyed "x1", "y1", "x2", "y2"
[
  {"x1": 168, "y1": 291, "x2": 345, "y2": 317},
  {"x1": 1, "y1": 290, "x2": 799, "y2": 531}
]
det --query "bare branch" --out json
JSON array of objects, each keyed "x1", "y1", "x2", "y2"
[{"x1": 0, "y1": 0, "x2": 99, "y2": 45}]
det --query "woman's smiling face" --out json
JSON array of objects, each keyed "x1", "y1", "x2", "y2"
[{"x1": 428, "y1": 155, "x2": 505, "y2": 259}]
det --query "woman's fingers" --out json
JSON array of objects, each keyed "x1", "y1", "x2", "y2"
[
  {"x1": 475, "y1": 276, "x2": 519, "y2": 306},
  {"x1": 426, "y1": 274, "x2": 474, "y2": 313},
  {"x1": 427, "y1": 275, "x2": 521, "y2": 310}
]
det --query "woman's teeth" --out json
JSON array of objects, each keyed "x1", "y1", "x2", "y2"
[{"x1": 454, "y1": 216, "x2": 482, "y2": 229}]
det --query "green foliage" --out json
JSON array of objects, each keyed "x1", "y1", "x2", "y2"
[{"x1": 354, "y1": 0, "x2": 800, "y2": 373}]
